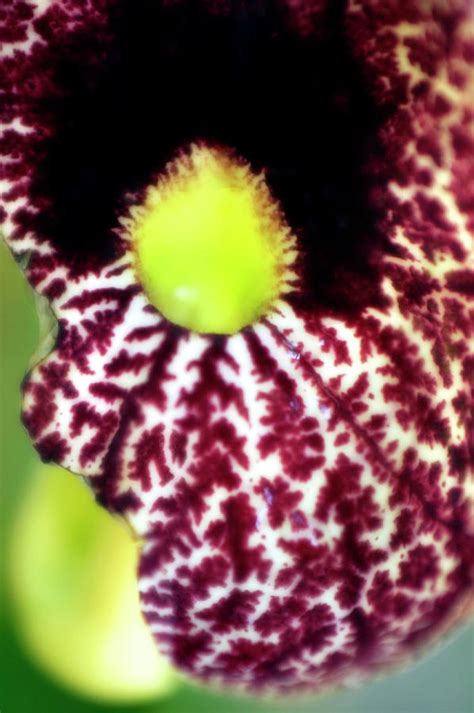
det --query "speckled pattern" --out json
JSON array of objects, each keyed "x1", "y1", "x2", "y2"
[{"x1": 1, "y1": 0, "x2": 473, "y2": 695}]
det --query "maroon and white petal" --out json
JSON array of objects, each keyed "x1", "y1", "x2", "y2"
[
  {"x1": 130, "y1": 319, "x2": 469, "y2": 693},
  {"x1": 0, "y1": 1, "x2": 116, "y2": 276},
  {"x1": 2, "y1": 0, "x2": 473, "y2": 697},
  {"x1": 22, "y1": 258, "x2": 153, "y2": 474}
]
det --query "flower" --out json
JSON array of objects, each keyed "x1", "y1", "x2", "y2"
[{"x1": 1, "y1": 0, "x2": 473, "y2": 696}]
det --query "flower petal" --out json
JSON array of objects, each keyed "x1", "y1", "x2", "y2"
[{"x1": 2, "y1": 0, "x2": 473, "y2": 696}]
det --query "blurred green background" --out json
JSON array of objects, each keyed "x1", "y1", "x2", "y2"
[{"x1": 1, "y1": 240, "x2": 473, "y2": 713}]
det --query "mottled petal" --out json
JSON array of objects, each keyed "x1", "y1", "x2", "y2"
[{"x1": 1, "y1": 0, "x2": 473, "y2": 696}]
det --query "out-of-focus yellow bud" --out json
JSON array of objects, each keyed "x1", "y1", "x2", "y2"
[{"x1": 8, "y1": 463, "x2": 176, "y2": 703}]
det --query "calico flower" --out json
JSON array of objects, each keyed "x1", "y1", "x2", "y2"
[{"x1": 1, "y1": 0, "x2": 473, "y2": 695}]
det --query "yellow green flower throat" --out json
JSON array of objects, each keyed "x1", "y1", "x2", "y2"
[{"x1": 127, "y1": 144, "x2": 297, "y2": 334}]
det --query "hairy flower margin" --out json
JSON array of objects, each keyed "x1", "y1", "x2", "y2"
[{"x1": 1, "y1": 0, "x2": 473, "y2": 696}]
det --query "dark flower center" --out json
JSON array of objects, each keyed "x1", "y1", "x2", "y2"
[{"x1": 34, "y1": 0, "x2": 393, "y2": 318}]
